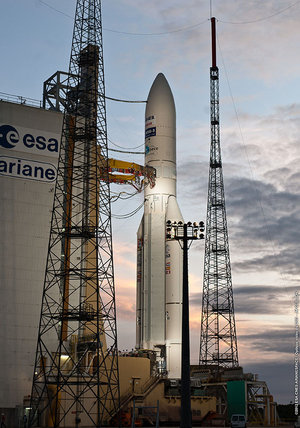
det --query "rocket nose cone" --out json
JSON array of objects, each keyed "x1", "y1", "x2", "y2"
[
  {"x1": 147, "y1": 72, "x2": 175, "y2": 110},
  {"x1": 154, "y1": 72, "x2": 168, "y2": 84}
]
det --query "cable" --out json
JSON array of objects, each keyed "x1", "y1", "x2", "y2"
[
  {"x1": 38, "y1": 1, "x2": 208, "y2": 35},
  {"x1": 38, "y1": 0, "x2": 73, "y2": 19},
  {"x1": 108, "y1": 147, "x2": 144, "y2": 155},
  {"x1": 104, "y1": 95, "x2": 146, "y2": 103},
  {"x1": 103, "y1": 19, "x2": 208, "y2": 36},
  {"x1": 112, "y1": 201, "x2": 144, "y2": 219},
  {"x1": 217, "y1": 34, "x2": 291, "y2": 291},
  {"x1": 111, "y1": 190, "x2": 140, "y2": 202},
  {"x1": 108, "y1": 137, "x2": 144, "y2": 150},
  {"x1": 38, "y1": 0, "x2": 300, "y2": 33},
  {"x1": 219, "y1": 0, "x2": 300, "y2": 24}
]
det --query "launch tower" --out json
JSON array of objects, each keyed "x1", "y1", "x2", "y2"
[
  {"x1": 199, "y1": 18, "x2": 239, "y2": 368},
  {"x1": 29, "y1": 1, "x2": 119, "y2": 427}
]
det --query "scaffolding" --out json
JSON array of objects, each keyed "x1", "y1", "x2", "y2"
[{"x1": 29, "y1": 1, "x2": 119, "y2": 426}]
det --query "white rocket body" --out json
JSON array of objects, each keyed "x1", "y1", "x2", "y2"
[{"x1": 136, "y1": 73, "x2": 183, "y2": 378}]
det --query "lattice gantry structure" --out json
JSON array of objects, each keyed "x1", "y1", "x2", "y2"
[
  {"x1": 199, "y1": 18, "x2": 239, "y2": 369},
  {"x1": 29, "y1": 1, "x2": 119, "y2": 427}
]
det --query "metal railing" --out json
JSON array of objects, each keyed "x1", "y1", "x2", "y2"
[
  {"x1": 0, "y1": 91, "x2": 43, "y2": 108},
  {"x1": 111, "y1": 373, "x2": 164, "y2": 420}
]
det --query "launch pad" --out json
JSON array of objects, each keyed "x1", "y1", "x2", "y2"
[{"x1": 0, "y1": 82, "x2": 279, "y2": 428}]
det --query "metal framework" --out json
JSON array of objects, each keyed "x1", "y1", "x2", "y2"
[
  {"x1": 29, "y1": 1, "x2": 119, "y2": 426},
  {"x1": 43, "y1": 71, "x2": 75, "y2": 112},
  {"x1": 199, "y1": 18, "x2": 238, "y2": 368},
  {"x1": 198, "y1": 375, "x2": 277, "y2": 425}
]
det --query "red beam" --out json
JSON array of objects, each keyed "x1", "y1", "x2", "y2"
[{"x1": 211, "y1": 17, "x2": 217, "y2": 68}]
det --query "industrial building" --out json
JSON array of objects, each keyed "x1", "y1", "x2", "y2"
[{"x1": 0, "y1": 99, "x2": 62, "y2": 419}]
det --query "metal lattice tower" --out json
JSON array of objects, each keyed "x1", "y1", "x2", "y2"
[
  {"x1": 29, "y1": 1, "x2": 119, "y2": 426},
  {"x1": 199, "y1": 18, "x2": 239, "y2": 369}
]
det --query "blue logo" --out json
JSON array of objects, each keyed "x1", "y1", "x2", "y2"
[
  {"x1": 145, "y1": 127, "x2": 156, "y2": 139},
  {"x1": 145, "y1": 145, "x2": 150, "y2": 154},
  {"x1": 0, "y1": 125, "x2": 19, "y2": 149},
  {"x1": 0, "y1": 124, "x2": 59, "y2": 155}
]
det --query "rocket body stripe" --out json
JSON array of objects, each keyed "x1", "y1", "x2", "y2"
[{"x1": 136, "y1": 73, "x2": 183, "y2": 378}]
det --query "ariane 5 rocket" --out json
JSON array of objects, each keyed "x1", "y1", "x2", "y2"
[{"x1": 136, "y1": 73, "x2": 183, "y2": 378}]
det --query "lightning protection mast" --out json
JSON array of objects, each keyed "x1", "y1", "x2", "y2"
[
  {"x1": 199, "y1": 18, "x2": 239, "y2": 369},
  {"x1": 29, "y1": 1, "x2": 119, "y2": 427}
]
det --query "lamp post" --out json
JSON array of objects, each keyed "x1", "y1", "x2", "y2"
[{"x1": 166, "y1": 221, "x2": 205, "y2": 428}]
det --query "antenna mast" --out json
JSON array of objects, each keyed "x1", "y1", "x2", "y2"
[{"x1": 199, "y1": 17, "x2": 239, "y2": 369}]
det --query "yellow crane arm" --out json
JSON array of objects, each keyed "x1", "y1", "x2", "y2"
[
  {"x1": 97, "y1": 146, "x2": 156, "y2": 191},
  {"x1": 107, "y1": 158, "x2": 156, "y2": 191}
]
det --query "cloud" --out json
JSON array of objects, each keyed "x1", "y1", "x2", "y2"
[
  {"x1": 215, "y1": 2, "x2": 300, "y2": 82},
  {"x1": 116, "y1": 282, "x2": 136, "y2": 322},
  {"x1": 239, "y1": 328, "x2": 294, "y2": 354},
  {"x1": 234, "y1": 250, "x2": 300, "y2": 276},
  {"x1": 226, "y1": 175, "x2": 300, "y2": 275},
  {"x1": 234, "y1": 285, "x2": 294, "y2": 315},
  {"x1": 190, "y1": 291, "x2": 202, "y2": 308},
  {"x1": 116, "y1": 0, "x2": 300, "y2": 85},
  {"x1": 234, "y1": 283, "x2": 296, "y2": 297},
  {"x1": 225, "y1": 104, "x2": 300, "y2": 171},
  {"x1": 177, "y1": 160, "x2": 300, "y2": 276},
  {"x1": 114, "y1": 245, "x2": 136, "y2": 271},
  {"x1": 116, "y1": 296, "x2": 136, "y2": 321},
  {"x1": 190, "y1": 283, "x2": 295, "y2": 320}
]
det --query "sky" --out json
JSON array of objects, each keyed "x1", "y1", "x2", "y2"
[{"x1": 1, "y1": 0, "x2": 300, "y2": 404}]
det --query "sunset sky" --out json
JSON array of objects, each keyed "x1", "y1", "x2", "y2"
[{"x1": 1, "y1": 0, "x2": 300, "y2": 404}]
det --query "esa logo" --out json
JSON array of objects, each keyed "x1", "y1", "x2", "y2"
[
  {"x1": 0, "y1": 124, "x2": 59, "y2": 154},
  {"x1": 0, "y1": 125, "x2": 19, "y2": 149},
  {"x1": 145, "y1": 145, "x2": 158, "y2": 155}
]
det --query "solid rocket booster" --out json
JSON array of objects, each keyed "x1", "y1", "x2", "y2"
[{"x1": 136, "y1": 73, "x2": 183, "y2": 378}]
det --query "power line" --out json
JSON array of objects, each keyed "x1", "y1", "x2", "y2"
[
  {"x1": 217, "y1": 34, "x2": 291, "y2": 291},
  {"x1": 38, "y1": 0, "x2": 73, "y2": 19},
  {"x1": 38, "y1": 0, "x2": 300, "y2": 35},
  {"x1": 103, "y1": 19, "x2": 208, "y2": 36},
  {"x1": 218, "y1": 0, "x2": 300, "y2": 24},
  {"x1": 38, "y1": 1, "x2": 207, "y2": 35}
]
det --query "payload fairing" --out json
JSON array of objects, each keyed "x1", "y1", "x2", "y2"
[{"x1": 136, "y1": 73, "x2": 183, "y2": 378}]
